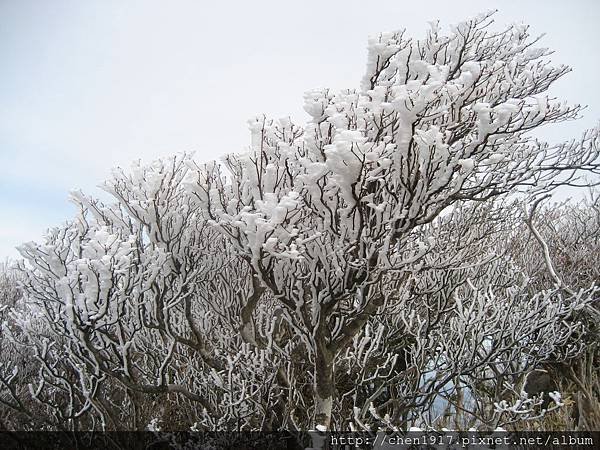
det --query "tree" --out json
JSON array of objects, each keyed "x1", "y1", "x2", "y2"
[
  {"x1": 2, "y1": 11, "x2": 599, "y2": 434},
  {"x1": 184, "y1": 10, "x2": 599, "y2": 428}
]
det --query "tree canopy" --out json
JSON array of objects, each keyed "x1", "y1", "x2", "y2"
[{"x1": 1, "y1": 11, "x2": 599, "y2": 438}]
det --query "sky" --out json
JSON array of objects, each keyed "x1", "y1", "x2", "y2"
[{"x1": 1, "y1": 0, "x2": 599, "y2": 258}]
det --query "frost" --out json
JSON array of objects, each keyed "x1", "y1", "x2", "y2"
[
  {"x1": 549, "y1": 391, "x2": 563, "y2": 406},
  {"x1": 5, "y1": 11, "x2": 599, "y2": 435},
  {"x1": 458, "y1": 158, "x2": 475, "y2": 172},
  {"x1": 146, "y1": 418, "x2": 161, "y2": 431}
]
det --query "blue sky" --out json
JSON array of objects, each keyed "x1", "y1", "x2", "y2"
[{"x1": 1, "y1": 0, "x2": 599, "y2": 258}]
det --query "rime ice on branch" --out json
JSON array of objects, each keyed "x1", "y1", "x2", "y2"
[{"x1": 2, "y1": 11, "x2": 599, "y2": 432}]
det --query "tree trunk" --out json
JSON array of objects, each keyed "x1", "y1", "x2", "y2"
[{"x1": 314, "y1": 335, "x2": 334, "y2": 430}]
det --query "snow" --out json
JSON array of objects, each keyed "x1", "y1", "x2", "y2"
[{"x1": 6, "y1": 11, "x2": 598, "y2": 435}]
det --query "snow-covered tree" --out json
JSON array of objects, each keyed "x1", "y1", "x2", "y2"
[
  {"x1": 183, "y1": 11, "x2": 599, "y2": 429},
  {"x1": 2, "y1": 11, "x2": 599, "y2": 434}
]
